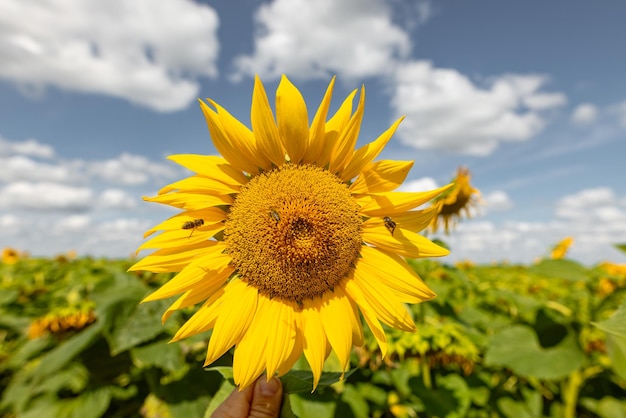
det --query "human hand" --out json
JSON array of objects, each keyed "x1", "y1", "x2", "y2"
[{"x1": 212, "y1": 376, "x2": 283, "y2": 418}]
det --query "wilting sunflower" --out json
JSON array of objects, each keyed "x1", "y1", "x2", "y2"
[
  {"x1": 429, "y1": 167, "x2": 480, "y2": 234},
  {"x1": 130, "y1": 75, "x2": 452, "y2": 390}
]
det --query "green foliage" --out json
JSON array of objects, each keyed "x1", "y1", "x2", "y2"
[{"x1": 1, "y1": 256, "x2": 625, "y2": 417}]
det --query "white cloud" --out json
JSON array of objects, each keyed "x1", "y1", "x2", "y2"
[
  {"x1": 98, "y1": 189, "x2": 137, "y2": 209},
  {"x1": 0, "y1": 137, "x2": 55, "y2": 158},
  {"x1": 0, "y1": 182, "x2": 93, "y2": 211},
  {"x1": 616, "y1": 101, "x2": 626, "y2": 128},
  {"x1": 0, "y1": 155, "x2": 78, "y2": 183},
  {"x1": 232, "y1": 0, "x2": 411, "y2": 81},
  {"x1": 53, "y1": 215, "x2": 91, "y2": 232},
  {"x1": 444, "y1": 187, "x2": 626, "y2": 264},
  {"x1": 570, "y1": 103, "x2": 598, "y2": 125},
  {"x1": 398, "y1": 177, "x2": 439, "y2": 192},
  {"x1": 483, "y1": 190, "x2": 513, "y2": 212},
  {"x1": 87, "y1": 153, "x2": 179, "y2": 185},
  {"x1": 0, "y1": 0, "x2": 219, "y2": 112},
  {"x1": 391, "y1": 61, "x2": 566, "y2": 156}
]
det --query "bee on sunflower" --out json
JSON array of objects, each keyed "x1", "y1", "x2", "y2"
[
  {"x1": 429, "y1": 167, "x2": 480, "y2": 234},
  {"x1": 130, "y1": 75, "x2": 452, "y2": 390}
]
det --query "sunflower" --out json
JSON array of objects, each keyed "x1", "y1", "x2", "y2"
[
  {"x1": 2, "y1": 247, "x2": 20, "y2": 264},
  {"x1": 429, "y1": 167, "x2": 480, "y2": 234},
  {"x1": 550, "y1": 236, "x2": 574, "y2": 259},
  {"x1": 130, "y1": 75, "x2": 451, "y2": 390}
]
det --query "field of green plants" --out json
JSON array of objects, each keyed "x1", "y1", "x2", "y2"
[{"x1": 1, "y1": 251, "x2": 625, "y2": 418}]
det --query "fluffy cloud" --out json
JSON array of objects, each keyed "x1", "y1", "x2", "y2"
[
  {"x1": 391, "y1": 61, "x2": 567, "y2": 155},
  {"x1": 0, "y1": 137, "x2": 55, "y2": 158},
  {"x1": 87, "y1": 153, "x2": 179, "y2": 185},
  {"x1": 570, "y1": 103, "x2": 598, "y2": 125},
  {"x1": 398, "y1": 177, "x2": 439, "y2": 192},
  {"x1": 483, "y1": 191, "x2": 513, "y2": 212},
  {"x1": 232, "y1": 0, "x2": 411, "y2": 81},
  {"x1": 0, "y1": 182, "x2": 93, "y2": 211},
  {"x1": 0, "y1": 0, "x2": 219, "y2": 112},
  {"x1": 445, "y1": 187, "x2": 626, "y2": 264},
  {"x1": 0, "y1": 155, "x2": 79, "y2": 183},
  {"x1": 98, "y1": 189, "x2": 137, "y2": 209}
]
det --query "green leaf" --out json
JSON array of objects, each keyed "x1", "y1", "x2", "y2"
[
  {"x1": 592, "y1": 299, "x2": 626, "y2": 338},
  {"x1": 605, "y1": 334, "x2": 626, "y2": 381},
  {"x1": 341, "y1": 384, "x2": 369, "y2": 418},
  {"x1": 614, "y1": 243, "x2": 626, "y2": 254},
  {"x1": 528, "y1": 259, "x2": 589, "y2": 281},
  {"x1": 106, "y1": 299, "x2": 169, "y2": 355},
  {"x1": 484, "y1": 325, "x2": 585, "y2": 379},
  {"x1": 281, "y1": 369, "x2": 356, "y2": 394},
  {"x1": 34, "y1": 319, "x2": 105, "y2": 377},
  {"x1": 287, "y1": 391, "x2": 337, "y2": 418},
  {"x1": 130, "y1": 339, "x2": 185, "y2": 373},
  {"x1": 204, "y1": 380, "x2": 235, "y2": 418}
]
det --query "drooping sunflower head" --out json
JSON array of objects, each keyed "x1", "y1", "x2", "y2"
[
  {"x1": 131, "y1": 75, "x2": 452, "y2": 390},
  {"x1": 429, "y1": 167, "x2": 480, "y2": 234}
]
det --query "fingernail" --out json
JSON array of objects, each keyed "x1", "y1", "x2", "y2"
[{"x1": 259, "y1": 377, "x2": 280, "y2": 396}]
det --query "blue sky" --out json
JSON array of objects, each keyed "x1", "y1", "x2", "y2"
[{"x1": 1, "y1": 0, "x2": 625, "y2": 264}]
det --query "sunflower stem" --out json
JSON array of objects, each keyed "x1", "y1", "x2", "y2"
[{"x1": 421, "y1": 358, "x2": 432, "y2": 390}]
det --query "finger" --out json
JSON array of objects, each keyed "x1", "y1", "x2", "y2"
[
  {"x1": 211, "y1": 384, "x2": 254, "y2": 418},
  {"x1": 249, "y1": 377, "x2": 283, "y2": 418}
]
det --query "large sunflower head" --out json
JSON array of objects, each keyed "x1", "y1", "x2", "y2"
[
  {"x1": 429, "y1": 167, "x2": 480, "y2": 234},
  {"x1": 130, "y1": 75, "x2": 452, "y2": 390}
]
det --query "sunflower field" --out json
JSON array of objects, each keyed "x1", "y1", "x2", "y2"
[{"x1": 1, "y1": 249, "x2": 625, "y2": 418}]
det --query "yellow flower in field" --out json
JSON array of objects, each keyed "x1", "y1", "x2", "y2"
[
  {"x1": 130, "y1": 75, "x2": 451, "y2": 390},
  {"x1": 429, "y1": 167, "x2": 480, "y2": 234},
  {"x1": 2, "y1": 247, "x2": 20, "y2": 264},
  {"x1": 28, "y1": 307, "x2": 97, "y2": 339},
  {"x1": 598, "y1": 261, "x2": 626, "y2": 277},
  {"x1": 550, "y1": 236, "x2": 574, "y2": 259}
]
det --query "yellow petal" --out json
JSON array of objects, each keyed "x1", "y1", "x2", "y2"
[
  {"x1": 199, "y1": 101, "x2": 260, "y2": 174},
  {"x1": 358, "y1": 246, "x2": 435, "y2": 303},
  {"x1": 137, "y1": 224, "x2": 225, "y2": 252},
  {"x1": 317, "y1": 89, "x2": 357, "y2": 168},
  {"x1": 276, "y1": 323, "x2": 304, "y2": 378},
  {"x1": 343, "y1": 281, "x2": 387, "y2": 358},
  {"x1": 205, "y1": 280, "x2": 258, "y2": 366},
  {"x1": 128, "y1": 241, "x2": 220, "y2": 273},
  {"x1": 167, "y1": 154, "x2": 248, "y2": 186},
  {"x1": 172, "y1": 289, "x2": 225, "y2": 341},
  {"x1": 329, "y1": 86, "x2": 365, "y2": 173},
  {"x1": 143, "y1": 207, "x2": 226, "y2": 238},
  {"x1": 356, "y1": 183, "x2": 453, "y2": 216},
  {"x1": 362, "y1": 225, "x2": 450, "y2": 258},
  {"x1": 276, "y1": 75, "x2": 309, "y2": 163},
  {"x1": 265, "y1": 298, "x2": 297, "y2": 378},
  {"x1": 232, "y1": 294, "x2": 272, "y2": 389},
  {"x1": 340, "y1": 117, "x2": 404, "y2": 182},
  {"x1": 360, "y1": 205, "x2": 438, "y2": 243},
  {"x1": 161, "y1": 281, "x2": 226, "y2": 323},
  {"x1": 209, "y1": 99, "x2": 270, "y2": 172},
  {"x1": 318, "y1": 287, "x2": 355, "y2": 373},
  {"x1": 304, "y1": 77, "x2": 335, "y2": 164},
  {"x1": 141, "y1": 245, "x2": 231, "y2": 302},
  {"x1": 349, "y1": 160, "x2": 414, "y2": 194},
  {"x1": 159, "y1": 175, "x2": 240, "y2": 196},
  {"x1": 143, "y1": 192, "x2": 232, "y2": 211},
  {"x1": 251, "y1": 75, "x2": 284, "y2": 167},
  {"x1": 300, "y1": 304, "x2": 328, "y2": 390},
  {"x1": 351, "y1": 266, "x2": 416, "y2": 332}
]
